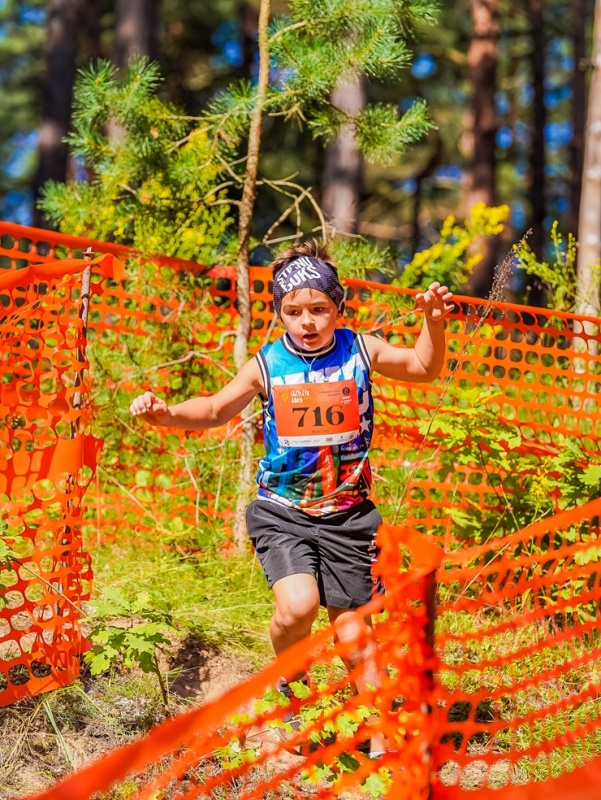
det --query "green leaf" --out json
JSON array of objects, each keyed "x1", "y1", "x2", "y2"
[
  {"x1": 362, "y1": 770, "x2": 392, "y2": 798},
  {"x1": 582, "y1": 465, "x2": 601, "y2": 487},
  {"x1": 335, "y1": 712, "x2": 358, "y2": 738}
]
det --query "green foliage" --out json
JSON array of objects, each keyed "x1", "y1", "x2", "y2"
[
  {"x1": 219, "y1": 679, "x2": 394, "y2": 798},
  {"x1": 0, "y1": 513, "x2": 27, "y2": 607},
  {"x1": 0, "y1": 0, "x2": 45, "y2": 199},
  {"x1": 269, "y1": 0, "x2": 438, "y2": 160},
  {"x1": 328, "y1": 238, "x2": 395, "y2": 280},
  {"x1": 196, "y1": 0, "x2": 440, "y2": 242},
  {"x1": 396, "y1": 203, "x2": 511, "y2": 291},
  {"x1": 85, "y1": 587, "x2": 177, "y2": 707},
  {"x1": 90, "y1": 540, "x2": 274, "y2": 661},
  {"x1": 0, "y1": 512, "x2": 13, "y2": 567},
  {"x1": 515, "y1": 221, "x2": 601, "y2": 314},
  {"x1": 203, "y1": 79, "x2": 257, "y2": 154},
  {"x1": 39, "y1": 59, "x2": 233, "y2": 264},
  {"x1": 419, "y1": 387, "x2": 601, "y2": 544},
  {"x1": 353, "y1": 100, "x2": 435, "y2": 165}
]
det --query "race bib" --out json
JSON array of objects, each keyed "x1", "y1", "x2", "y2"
[{"x1": 273, "y1": 379, "x2": 360, "y2": 447}]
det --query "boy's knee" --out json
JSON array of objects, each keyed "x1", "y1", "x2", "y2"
[
  {"x1": 274, "y1": 592, "x2": 319, "y2": 631},
  {"x1": 272, "y1": 575, "x2": 320, "y2": 632},
  {"x1": 331, "y1": 609, "x2": 374, "y2": 656}
]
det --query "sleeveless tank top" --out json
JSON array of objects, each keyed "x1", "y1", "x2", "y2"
[{"x1": 255, "y1": 329, "x2": 373, "y2": 515}]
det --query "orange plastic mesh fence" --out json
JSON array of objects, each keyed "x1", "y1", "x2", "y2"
[
  {"x1": 0, "y1": 249, "x2": 123, "y2": 703},
  {"x1": 1, "y1": 223, "x2": 601, "y2": 798}
]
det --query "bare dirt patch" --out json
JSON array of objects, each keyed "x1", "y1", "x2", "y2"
[
  {"x1": 0, "y1": 636, "x2": 256, "y2": 800},
  {"x1": 168, "y1": 633, "x2": 254, "y2": 704}
]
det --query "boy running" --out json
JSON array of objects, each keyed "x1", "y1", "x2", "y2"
[{"x1": 129, "y1": 240, "x2": 453, "y2": 753}]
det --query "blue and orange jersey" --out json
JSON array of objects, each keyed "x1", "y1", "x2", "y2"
[{"x1": 255, "y1": 329, "x2": 373, "y2": 515}]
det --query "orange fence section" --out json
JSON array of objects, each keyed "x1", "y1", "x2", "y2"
[
  {"x1": 0, "y1": 249, "x2": 122, "y2": 703},
  {"x1": 1, "y1": 223, "x2": 601, "y2": 797}
]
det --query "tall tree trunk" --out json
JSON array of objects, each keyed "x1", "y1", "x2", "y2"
[
  {"x1": 85, "y1": 0, "x2": 103, "y2": 61},
  {"x1": 525, "y1": 0, "x2": 546, "y2": 306},
  {"x1": 577, "y1": 0, "x2": 601, "y2": 316},
  {"x1": 466, "y1": 0, "x2": 499, "y2": 297},
  {"x1": 240, "y1": 1, "x2": 258, "y2": 80},
  {"x1": 570, "y1": 0, "x2": 588, "y2": 237},
  {"x1": 528, "y1": 0, "x2": 546, "y2": 259},
  {"x1": 232, "y1": 0, "x2": 271, "y2": 550},
  {"x1": 112, "y1": 0, "x2": 159, "y2": 68},
  {"x1": 411, "y1": 131, "x2": 443, "y2": 256},
  {"x1": 321, "y1": 77, "x2": 367, "y2": 234},
  {"x1": 33, "y1": 0, "x2": 81, "y2": 229},
  {"x1": 109, "y1": 1, "x2": 159, "y2": 142}
]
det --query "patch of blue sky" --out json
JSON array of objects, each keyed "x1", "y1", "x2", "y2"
[
  {"x1": 543, "y1": 215, "x2": 556, "y2": 231},
  {"x1": 545, "y1": 164, "x2": 571, "y2": 182},
  {"x1": 434, "y1": 164, "x2": 463, "y2": 181},
  {"x1": 497, "y1": 127, "x2": 513, "y2": 149},
  {"x1": 544, "y1": 162, "x2": 568, "y2": 178},
  {"x1": 551, "y1": 196, "x2": 569, "y2": 214},
  {"x1": 398, "y1": 178, "x2": 417, "y2": 194},
  {"x1": 544, "y1": 121, "x2": 572, "y2": 148},
  {"x1": 0, "y1": 189, "x2": 33, "y2": 225},
  {"x1": 272, "y1": 66, "x2": 295, "y2": 85},
  {"x1": 212, "y1": 19, "x2": 239, "y2": 49},
  {"x1": 448, "y1": 88, "x2": 466, "y2": 104},
  {"x1": 399, "y1": 97, "x2": 417, "y2": 113},
  {"x1": 411, "y1": 54, "x2": 436, "y2": 79},
  {"x1": 71, "y1": 154, "x2": 87, "y2": 182},
  {"x1": 222, "y1": 41, "x2": 243, "y2": 68},
  {"x1": 544, "y1": 85, "x2": 572, "y2": 108},
  {"x1": 561, "y1": 55, "x2": 574, "y2": 70},
  {"x1": 3, "y1": 130, "x2": 38, "y2": 178},
  {"x1": 19, "y1": 6, "x2": 46, "y2": 25}
]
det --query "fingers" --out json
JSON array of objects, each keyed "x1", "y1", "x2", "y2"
[
  {"x1": 416, "y1": 284, "x2": 454, "y2": 306},
  {"x1": 129, "y1": 391, "x2": 164, "y2": 416},
  {"x1": 415, "y1": 283, "x2": 455, "y2": 321}
]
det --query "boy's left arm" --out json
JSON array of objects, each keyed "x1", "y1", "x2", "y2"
[{"x1": 364, "y1": 282, "x2": 454, "y2": 383}]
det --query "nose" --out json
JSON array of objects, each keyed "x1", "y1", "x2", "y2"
[{"x1": 300, "y1": 310, "x2": 314, "y2": 328}]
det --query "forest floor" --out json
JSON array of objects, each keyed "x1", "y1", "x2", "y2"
[
  {"x1": 0, "y1": 539, "x2": 365, "y2": 800},
  {"x1": 0, "y1": 630, "x2": 335, "y2": 800}
]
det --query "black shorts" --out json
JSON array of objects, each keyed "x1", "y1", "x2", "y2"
[{"x1": 246, "y1": 498, "x2": 383, "y2": 610}]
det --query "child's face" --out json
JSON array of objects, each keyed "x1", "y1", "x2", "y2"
[{"x1": 279, "y1": 288, "x2": 340, "y2": 350}]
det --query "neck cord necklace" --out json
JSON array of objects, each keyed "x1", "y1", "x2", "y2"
[
  {"x1": 285, "y1": 334, "x2": 335, "y2": 383},
  {"x1": 299, "y1": 351, "x2": 318, "y2": 371},
  {"x1": 299, "y1": 350, "x2": 326, "y2": 383}
]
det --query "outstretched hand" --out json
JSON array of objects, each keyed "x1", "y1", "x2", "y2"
[
  {"x1": 129, "y1": 391, "x2": 170, "y2": 427},
  {"x1": 415, "y1": 282, "x2": 454, "y2": 322}
]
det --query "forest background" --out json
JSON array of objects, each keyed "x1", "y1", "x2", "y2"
[{"x1": 1, "y1": 0, "x2": 600, "y2": 301}]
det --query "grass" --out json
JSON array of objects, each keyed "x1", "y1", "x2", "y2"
[{"x1": 89, "y1": 537, "x2": 275, "y2": 665}]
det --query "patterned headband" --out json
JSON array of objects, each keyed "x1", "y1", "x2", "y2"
[{"x1": 272, "y1": 256, "x2": 345, "y2": 317}]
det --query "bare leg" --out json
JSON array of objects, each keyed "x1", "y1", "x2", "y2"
[
  {"x1": 271, "y1": 573, "x2": 320, "y2": 682},
  {"x1": 328, "y1": 606, "x2": 387, "y2": 755}
]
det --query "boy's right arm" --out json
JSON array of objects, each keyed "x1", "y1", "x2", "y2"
[{"x1": 129, "y1": 356, "x2": 264, "y2": 430}]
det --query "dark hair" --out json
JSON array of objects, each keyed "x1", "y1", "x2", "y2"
[{"x1": 271, "y1": 239, "x2": 337, "y2": 279}]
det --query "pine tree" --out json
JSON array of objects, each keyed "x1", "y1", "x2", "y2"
[{"x1": 39, "y1": 59, "x2": 232, "y2": 262}]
